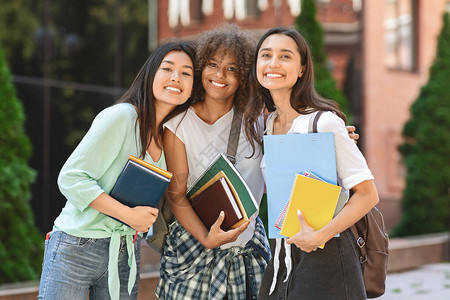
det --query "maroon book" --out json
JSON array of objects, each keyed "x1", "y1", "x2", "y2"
[{"x1": 190, "y1": 177, "x2": 243, "y2": 230}]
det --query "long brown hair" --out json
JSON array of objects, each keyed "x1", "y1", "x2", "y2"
[
  {"x1": 244, "y1": 27, "x2": 346, "y2": 155},
  {"x1": 117, "y1": 42, "x2": 196, "y2": 159}
]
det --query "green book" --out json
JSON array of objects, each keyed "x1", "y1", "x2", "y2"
[{"x1": 186, "y1": 153, "x2": 258, "y2": 217}]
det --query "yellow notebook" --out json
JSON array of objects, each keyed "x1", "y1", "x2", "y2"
[{"x1": 280, "y1": 174, "x2": 341, "y2": 241}]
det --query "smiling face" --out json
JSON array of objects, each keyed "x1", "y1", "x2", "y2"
[
  {"x1": 152, "y1": 50, "x2": 194, "y2": 108},
  {"x1": 201, "y1": 49, "x2": 239, "y2": 104},
  {"x1": 256, "y1": 34, "x2": 305, "y2": 94}
]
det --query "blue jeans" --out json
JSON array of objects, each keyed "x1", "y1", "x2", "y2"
[{"x1": 38, "y1": 231, "x2": 141, "y2": 300}]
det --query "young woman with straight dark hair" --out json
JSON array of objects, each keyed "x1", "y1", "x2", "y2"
[{"x1": 38, "y1": 41, "x2": 196, "y2": 300}]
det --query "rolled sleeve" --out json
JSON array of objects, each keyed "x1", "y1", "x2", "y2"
[{"x1": 58, "y1": 169, "x2": 106, "y2": 212}]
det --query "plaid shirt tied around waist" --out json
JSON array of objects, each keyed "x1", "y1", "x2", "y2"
[{"x1": 156, "y1": 217, "x2": 270, "y2": 300}]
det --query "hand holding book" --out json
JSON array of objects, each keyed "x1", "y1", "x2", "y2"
[
  {"x1": 275, "y1": 173, "x2": 341, "y2": 249},
  {"x1": 186, "y1": 153, "x2": 257, "y2": 248},
  {"x1": 286, "y1": 209, "x2": 325, "y2": 252},
  {"x1": 123, "y1": 206, "x2": 159, "y2": 231},
  {"x1": 203, "y1": 211, "x2": 251, "y2": 249},
  {"x1": 89, "y1": 192, "x2": 159, "y2": 243},
  {"x1": 108, "y1": 155, "x2": 172, "y2": 241}
]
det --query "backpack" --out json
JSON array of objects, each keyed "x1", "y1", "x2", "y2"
[
  {"x1": 312, "y1": 111, "x2": 389, "y2": 298},
  {"x1": 145, "y1": 195, "x2": 173, "y2": 253},
  {"x1": 350, "y1": 207, "x2": 389, "y2": 298}
]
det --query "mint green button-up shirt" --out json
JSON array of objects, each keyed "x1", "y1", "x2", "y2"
[{"x1": 54, "y1": 103, "x2": 166, "y2": 300}]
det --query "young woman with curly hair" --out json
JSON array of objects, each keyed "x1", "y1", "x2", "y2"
[{"x1": 157, "y1": 24, "x2": 271, "y2": 299}]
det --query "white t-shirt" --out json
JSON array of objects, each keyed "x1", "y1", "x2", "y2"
[
  {"x1": 164, "y1": 107, "x2": 265, "y2": 248},
  {"x1": 261, "y1": 110, "x2": 374, "y2": 190}
]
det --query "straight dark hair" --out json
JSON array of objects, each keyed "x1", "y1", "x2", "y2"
[
  {"x1": 244, "y1": 27, "x2": 346, "y2": 155},
  {"x1": 117, "y1": 42, "x2": 196, "y2": 159}
]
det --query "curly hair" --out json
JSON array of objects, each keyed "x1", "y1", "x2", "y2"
[{"x1": 192, "y1": 24, "x2": 256, "y2": 113}]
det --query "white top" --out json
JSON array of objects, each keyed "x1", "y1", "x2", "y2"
[
  {"x1": 263, "y1": 110, "x2": 374, "y2": 295},
  {"x1": 261, "y1": 110, "x2": 374, "y2": 190},
  {"x1": 164, "y1": 107, "x2": 265, "y2": 248}
]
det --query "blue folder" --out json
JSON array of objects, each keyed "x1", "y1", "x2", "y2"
[{"x1": 263, "y1": 133, "x2": 337, "y2": 239}]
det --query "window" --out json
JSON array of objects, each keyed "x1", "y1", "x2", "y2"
[
  {"x1": 223, "y1": 0, "x2": 260, "y2": 20},
  {"x1": 384, "y1": 0, "x2": 417, "y2": 71},
  {"x1": 247, "y1": 0, "x2": 260, "y2": 17},
  {"x1": 191, "y1": 0, "x2": 203, "y2": 23}
]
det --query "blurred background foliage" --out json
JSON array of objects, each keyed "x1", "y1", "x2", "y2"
[
  {"x1": 296, "y1": 0, "x2": 349, "y2": 115},
  {"x1": 0, "y1": 0, "x2": 153, "y2": 283},
  {"x1": 0, "y1": 39, "x2": 41, "y2": 283}
]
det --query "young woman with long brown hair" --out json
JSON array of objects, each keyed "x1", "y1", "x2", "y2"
[{"x1": 245, "y1": 27, "x2": 379, "y2": 300}]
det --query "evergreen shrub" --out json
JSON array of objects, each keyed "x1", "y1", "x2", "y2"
[
  {"x1": 393, "y1": 13, "x2": 450, "y2": 236},
  {"x1": 0, "y1": 40, "x2": 42, "y2": 283}
]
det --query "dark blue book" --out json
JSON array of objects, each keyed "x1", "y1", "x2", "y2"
[{"x1": 109, "y1": 155, "x2": 172, "y2": 226}]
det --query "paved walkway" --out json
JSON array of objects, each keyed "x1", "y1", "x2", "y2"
[{"x1": 379, "y1": 263, "x2": 450, "y2": 299}]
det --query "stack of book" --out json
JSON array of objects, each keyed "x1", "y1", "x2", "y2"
[
  {"x1": 274, "y1": 172, "x2": 348, "y2": 232},
  {"x1": 276, "y1": 172, "x2": 342, "y2": 240},
  {"x1": 263, "y1": 132, "x2": 345, "y2": 244},
  {"x1": 187, "y1": 153, "x2": 258, "y2": 231}
]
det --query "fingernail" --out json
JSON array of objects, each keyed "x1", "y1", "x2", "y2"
[
  {"x1": 297, "y1": 209, "x2": 302, "y2": 215},
  {"x1": 220, "y1": 211, "x2": 224, "y2": 216}
]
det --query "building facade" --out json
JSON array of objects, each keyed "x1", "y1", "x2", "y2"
[{"x1": 362, "y1": 0, "x2": 448, "y2": 228}]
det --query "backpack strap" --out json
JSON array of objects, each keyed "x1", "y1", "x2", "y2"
[
  {"x1": 350, "y1": 220, "x2": 368, "y2": 263},
  {"x1": 308, "y1": 110, "x2": 326, "y2": 133},
  {"x1": 226, "y1": 107, "x2": 242, "y2": 165}
]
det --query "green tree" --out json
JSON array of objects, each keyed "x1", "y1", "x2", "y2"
[
  {"x1": 0, "y1": 40, "x2": 42, "y2": 283},
  {"x1": 392, "y1": 13, "x2": 450, "y2": 236},
  {"x1": 0, "y1": 0, "x2": 151, "y2": 234},
  {"x1": 0, "y1": 0, "x2": 39, "y2": 66},
  {"x1": 40, "y1": 0, "x2": 150, "y2": 148},
  {"x1": 295, "y1": 0, "x2": 348, "y2": 114}
]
